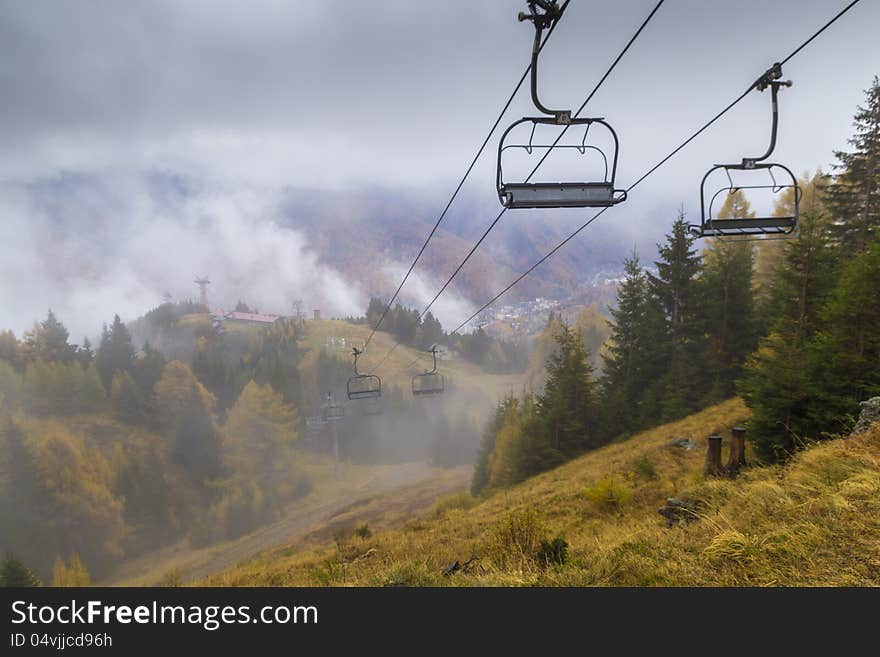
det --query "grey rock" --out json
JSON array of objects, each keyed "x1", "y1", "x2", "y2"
[
  {"x1": 666, "y1": 437, "x2": 696, "y2": 450},
  {"x1": 658, "y1": 497, "x2": 699, "y2": 528},
  {"x1": 853, "y1": 396, "x2": 880, "y2": 434}
]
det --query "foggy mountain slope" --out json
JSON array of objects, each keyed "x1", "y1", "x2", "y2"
[
  {"x1": 1, "y1": 172, "x2": 636, "y2": 339},
  {"x1": 278, "y1": 186, "x2": 637, "y2": 306}
]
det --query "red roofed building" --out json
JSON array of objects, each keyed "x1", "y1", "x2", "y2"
[{"x1": 223, "y1": 311, "x2": 281, "y2": 325}]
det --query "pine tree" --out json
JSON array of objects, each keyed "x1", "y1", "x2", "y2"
[
  {"x1": 131, "y1": 341, "x2": 165, "y2": 398},
  {"x1": 22, "y1": 311, "x2": 74, "y2": 363},
  {"x1": 365, "y1": 297, "x2": 386, "y2": 328},
  {"x1": 698, "y1": 195, "x2": 757, "y2": 402},
  {"x1": 808, "y1": 238, "x2": 880, "y2": 431},
  {"x1": 754, "y1": 173, "x2": 827, "y2": 329},
  {"x1": 472, "y1": 397, "x2": 514, "y2": 495},
  {"x1": 537, "y1": 322, "x2": 599, "y2": 456},
  {"x1": 601, "y1": 250, "x2": 648, "y2": 437},
  {"x1": 0, "y1": 554, "x2": 41, "y2": 586},
  {"x1": 77, "y1": 337, "x2": 94, "y2": 366},
  {"x1": 739, "y1": 208, "x2": 837, "y2": 460},
  {"x1": 0, "y1": 330, "x2": 20, "y2": 367},
  {"x1": 826, "y1": 77, "x2": 880, "y2": 252},
  {"x1": 95, "y1": 315, "x2": 136, "y2": 391},
  {"x1": 75, "y1": 363, "x2": 106, "y2": 413},
  {"x1": 643, "y1": 213, "x2": 704, "y2": 422},
  {"x1": 0, "y1": 360, "x2": 22, "y2": 411},
  {"x1": 418, "y1": 311, "x2": 445, "y2": 350},
  {"x1": 111, "y1": 371, "x2": 144, "y2": 425}
]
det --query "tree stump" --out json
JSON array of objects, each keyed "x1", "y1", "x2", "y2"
[
  {"x1": 704, "y1": 434, "x2": 723, "y2": 477},
  {"x1": 726, "y1": 426, "x2": 748, "y2": 475}
]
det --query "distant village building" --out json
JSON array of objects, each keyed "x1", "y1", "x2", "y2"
[{"x1": 313, "y1": 309, "x2": 321, "y2": 320}]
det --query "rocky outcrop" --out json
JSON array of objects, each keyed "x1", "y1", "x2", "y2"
[{"x1": 853, "y1": 396, "x2": 880, "y2": 434}]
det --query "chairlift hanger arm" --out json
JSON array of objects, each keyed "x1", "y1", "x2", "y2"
[
  {"x1": 742, "y1": 62, "x2": 792, "y2": 168},
  {"x1": 426, "y1": 345, "x2": 439, "y2": 375},
  {"x1": 518, "y1": 0, "x2": 572, "y2": 124}
]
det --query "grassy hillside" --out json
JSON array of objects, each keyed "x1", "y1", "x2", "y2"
[
  {"x1": 299, "y1": 318, "x2": 523, "y2": 409},
  {"x1": 204, "y1": 398, "x2": 880, "y2": 586},
  {"x1": 103, "y1": 462, "x2": 470, "y2": 586}
]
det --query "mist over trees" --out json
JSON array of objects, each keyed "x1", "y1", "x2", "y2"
[{"x1": 1, "y1": 298, "x2": 486, "y2": 581}]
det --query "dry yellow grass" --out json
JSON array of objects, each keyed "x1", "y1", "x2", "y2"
[{"x1": 203, "y1": 398, "x2": 880, "y2": 586}]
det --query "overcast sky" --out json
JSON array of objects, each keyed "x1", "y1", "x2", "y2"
[{"x1": 1, "y1": 0, "x2": 878, "y2": 338}]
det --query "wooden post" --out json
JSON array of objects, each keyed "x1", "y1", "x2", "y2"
[
  {"x1": 331, "y1": 419, "x2": 339, "y2": 480},
  {"x1": 726, "y1": 426, "x2": 747, "y2": 475},
  {"x1": 705, "y1": 434, "x2": 723, "y2": 477}
]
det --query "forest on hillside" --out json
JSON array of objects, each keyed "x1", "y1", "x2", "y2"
[
  {"x1": 0, "y1": 300, "x2": 486, "y2": 584},
  {"x1": 473, "y1": 78, "x2": 880, "y2": 495}
]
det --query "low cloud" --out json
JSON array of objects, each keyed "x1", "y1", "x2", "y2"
[{"x1": 0, "y1": 174, "x2": 363, "y2": 341}]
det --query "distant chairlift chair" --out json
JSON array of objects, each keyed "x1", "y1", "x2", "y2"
[
  {"x1": 321, "y1": 393, "x2": 345, "y2": 422},
  {"x1": 496, "y1": 1, "x2": 626, "y2": 210},
  {"x1": 412, "y1": 346, "x2": 445, "y2": 397},
  {"x1": 691, "y1": 63, "x2": 800, "y2": 238},
  {"x1": 347, "y1": 347, "x2": 382, "y2": 400}
]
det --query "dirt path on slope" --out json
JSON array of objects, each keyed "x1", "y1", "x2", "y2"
[{"x1": 101, "y1": 462, "x2": 470, "y2": 586}]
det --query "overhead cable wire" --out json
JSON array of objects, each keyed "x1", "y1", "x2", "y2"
[
  {"x1": 370, "y1": 0, "x2": 666, "y2": 374},
  {"x1": 447, "y1": 0, "x2": 864, "y2": 336},
  {"x1": 359, "y1": 0, "x2": 573, "y2": 353}
]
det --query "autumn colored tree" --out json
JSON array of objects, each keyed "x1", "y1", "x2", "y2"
[
  {"x1": 153, "y1": 361, "x2": 222, "y2": 483},
  {"x1": 22, "y1": 311, "x2": 74, "y2": 363},
  {"x1": 224, "y1": 381, "x2": 299, "y2": 493},
  {"x1": 52, "y1": 553, "x2": 91, "y2": 586}
]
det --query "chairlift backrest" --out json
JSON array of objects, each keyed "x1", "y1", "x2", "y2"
[
  {"x1": 411, "y1": 345, "x2": 445, "y2": 397},
  {"x1": 691, "y1": 63, "x2": 799, "y2": 239},
  {"x1": 347, "y1": 347, "x2": 382, "y2": 400},
  {"x1": 497, "y1": 117, "x2": 626, "y2": 209},
  {"x1": 347, "y1": 374, "x2": 381, "y2": 400},
  {"x1": 412, "y1": 372, "x2": 445, "y2": 396},
  {"x1": 693, "y1": 164, "x2": 800, "y2": 238}
]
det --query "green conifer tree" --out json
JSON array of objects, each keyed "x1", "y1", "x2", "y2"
[
  {"x1": 0, "y1": 554, "x2": 41, "y2": 587},
  {"x1": 537, "y1": 322, "x2": 598, "y2": 456},
  {"x1": 826, "y1": 77, "x2": 880, "y2": 251},
  {"x1": 739, "y1": 208, "x2": 837, "y2": 460},
  {"x1": 95, "y1": 315, "x2": 136, "y2": 392},
  {"x1": 643, "y1": 213, "x2": 704, "y2": 422},
  {"x1": 600, "y1": 250, "x2": 648, "y2": 437}
]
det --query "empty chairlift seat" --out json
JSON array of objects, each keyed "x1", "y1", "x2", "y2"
[
  {"x1": 694, "y1": 163, "x2": 799, "y2": 238},
  {"x1": 412, "y1": 345, "x2": 445, "y2": 397},
  {"x1": 412, "y1": 372, "x2": 445, "y2": 396},
  {"x1": 347, "y1": 374, "x2": 381, "y2": 400},
  {"x1": 321, "y1": 401, "x2": 345, "y2": 422},
  {"x1": 347, "y1": 347, "x2": 382, "y2": 400},
  {"x1": 691, "y1": 62, "x2": 800, "y2": 239},
  {"x1": 497, "y1": 117, "x2": 626, "y2": 210}
]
